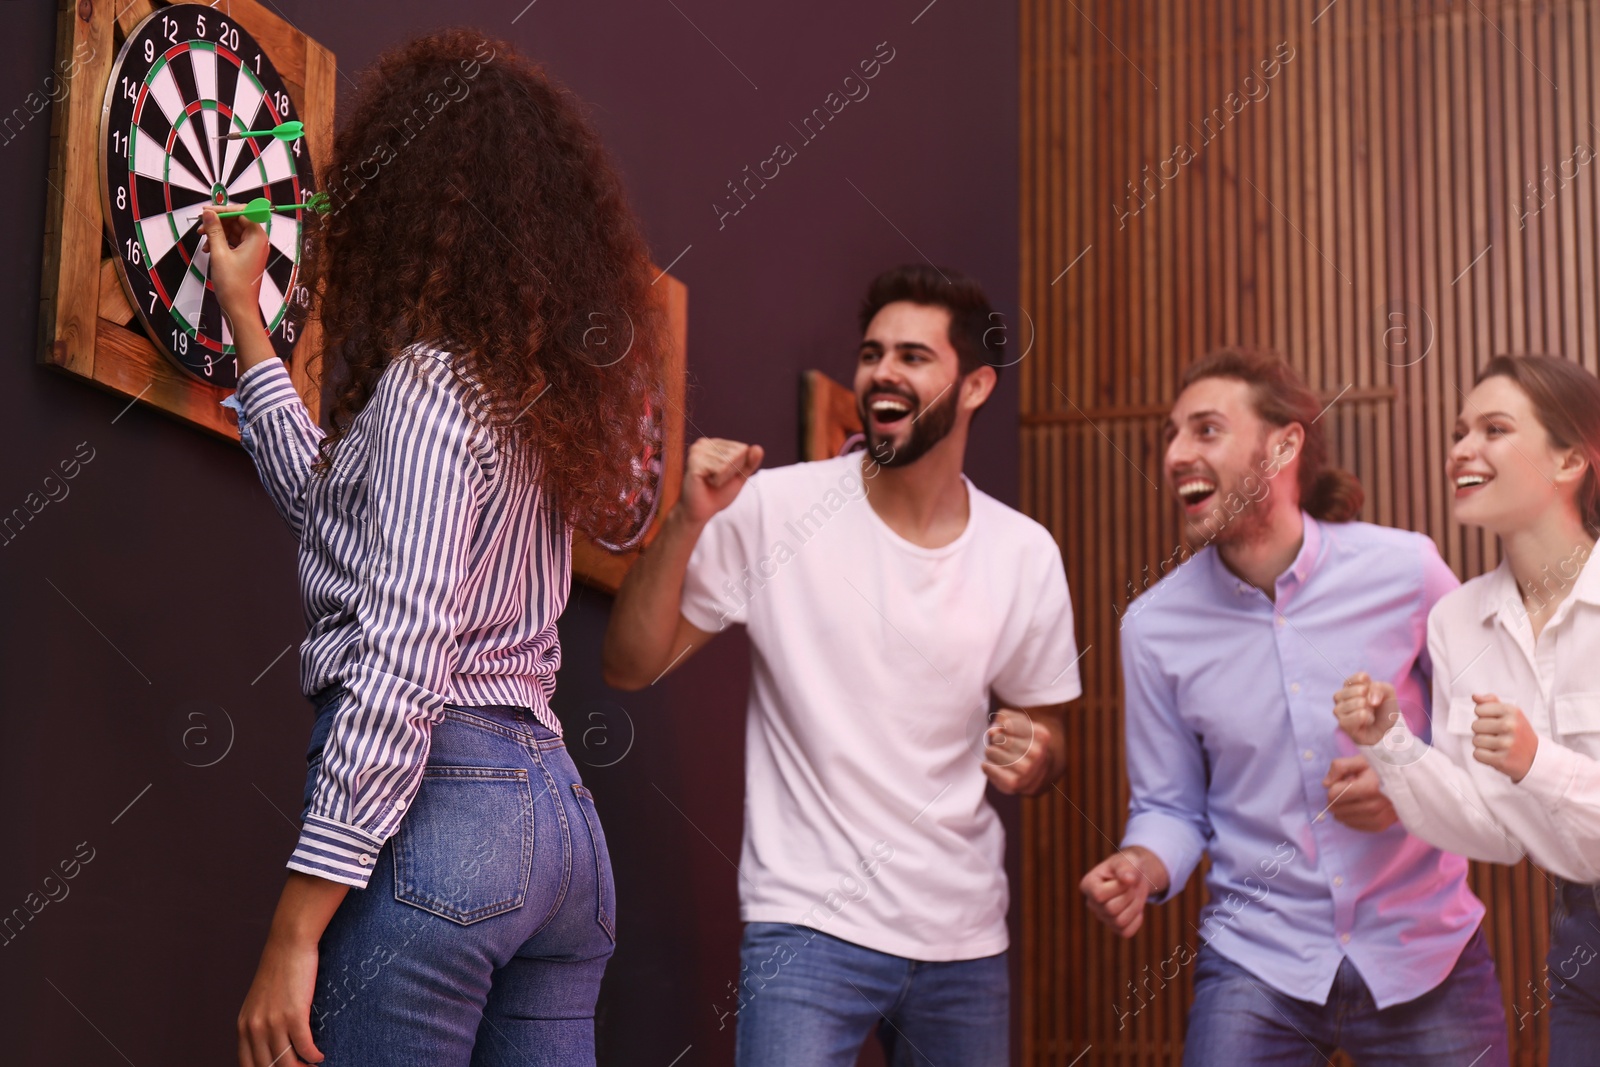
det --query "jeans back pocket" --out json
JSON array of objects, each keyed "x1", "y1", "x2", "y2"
[
  {"x1": 571, "y1": 784, "x2": 617, "y2": 942},
  {"x1": 393, "y1": 766, "x2": 533, "y2": 925}
]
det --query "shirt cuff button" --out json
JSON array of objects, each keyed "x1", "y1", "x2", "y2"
[{"x1": 357, "y1": 854, "x2": 373, "y2": 866}]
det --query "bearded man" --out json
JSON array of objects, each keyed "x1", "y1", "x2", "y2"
[
  {"x1": 1080, "y1": 348, "x2": 1508, "y2": 1066},
  {"x1": 603, "y1": 264, "x2": 1083, "y2": 1066}
]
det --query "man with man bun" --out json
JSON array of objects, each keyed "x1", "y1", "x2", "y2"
[{"x1": 1080, "y1": 348, "x2": 1507, "y2": 1065}]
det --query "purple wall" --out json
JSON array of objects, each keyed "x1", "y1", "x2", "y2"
[{"x1": 0, "y1": 1, "x2": 1019, "y2": 1063}]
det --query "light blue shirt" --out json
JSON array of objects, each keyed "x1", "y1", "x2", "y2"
[{"x1": 1119, "y1": 514, "x2": 1484, "y2": 1008}]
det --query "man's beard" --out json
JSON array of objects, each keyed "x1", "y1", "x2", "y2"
[
  {"x1": 1181, "y1": 445, "x2": 1278, "y2": 549},
  {"x1": 860, "y1": 381, "x2": 960, "y2": 468}
]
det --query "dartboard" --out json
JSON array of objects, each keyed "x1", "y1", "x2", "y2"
[
  {"x1": 593, "y1": 394, "x2": 667, "y2": 552},
  {"x1": 100, "y1": 3, "x2": 315, "y2": 389}
]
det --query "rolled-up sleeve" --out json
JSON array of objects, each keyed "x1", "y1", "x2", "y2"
[{"x1": 288, "y1": 356, "x2": 489, "y2": 888}]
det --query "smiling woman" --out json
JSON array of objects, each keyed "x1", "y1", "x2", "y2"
[{"x1": 1339, "y1": 355, "x2": 1600, "y2": 1067}]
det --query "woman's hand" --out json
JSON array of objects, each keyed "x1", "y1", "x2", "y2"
[
  {"x1": 237, "y1": 932, "x2": 324, "y2": 1066},
  {"x1": 1471, "y1": 692, "x2": 1539, "y2": 782},
  {"x1": 1333, "y1": 671, "x2": 1401, "y2": 747},
  {"x1": 199, "y1": 204, "x2": 269, "y2": 331},
  {"x1": 238, "y1": 872, "x2": 349, "y2": 1066},
  {"x1": 200, "y1": 205, "x2": 283, "y2": 375}
]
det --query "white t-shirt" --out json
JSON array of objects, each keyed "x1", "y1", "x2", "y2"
[{"x1": 680, "y1": 453, "x2": 1083, "y2": 961}]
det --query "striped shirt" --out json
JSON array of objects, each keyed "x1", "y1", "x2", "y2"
[{"x1": 226, "y1": 348, "x2": 570, "y2": 889}]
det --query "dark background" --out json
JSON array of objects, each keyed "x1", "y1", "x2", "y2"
[{"x1": 0, "y1": 1, "x2": 1020, "y2": 1062}]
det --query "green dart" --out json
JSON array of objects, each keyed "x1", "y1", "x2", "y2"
[
  {"x1": 215, "y1": 192, "x2": 331, "y2": 223},
  {"x1": 226, "y1": 120, "x2": 304, "y2": 142}
]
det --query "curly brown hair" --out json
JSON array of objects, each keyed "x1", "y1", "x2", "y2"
[{"x1": 299, "y1": 29, "x2": 661, "y2": 542}]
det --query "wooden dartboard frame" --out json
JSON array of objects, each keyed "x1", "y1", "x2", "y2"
[
  {"x1": 40, "y1": 0, "x2": 685, "y2": 592},
  {"x1": 571, "y1": 272, "x2": 688, "y2": 595},
  {"x1": 39, "y1": 0, "x2": 335, "y2": 440},
  {"x1": 799, "y1": 368, "x2": 862, "y2": 461}
]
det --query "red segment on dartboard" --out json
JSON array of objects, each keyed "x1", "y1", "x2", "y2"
[{"x1": 101, "y1": 2, "x2": 315, "y2": 388}]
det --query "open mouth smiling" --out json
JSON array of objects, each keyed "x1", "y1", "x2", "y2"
[
  {"x1": 868, "y1": 396, "x2": 914, "y2": 427},
  {"x1": 1176, "y1": 477, "x2": 1217, "y2": 509}
]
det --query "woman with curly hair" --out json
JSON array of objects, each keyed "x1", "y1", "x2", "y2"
[{"x1": 201, "y1": 29, "x2": 661, "y2": 1067}]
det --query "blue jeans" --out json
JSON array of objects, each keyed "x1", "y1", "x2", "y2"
[
  {"x1": 732, "y1": 922, "x2": 1008, "y2": 1067},
  {"x1": 1182, "y1": 925, "x2": 1507, "y2": 1066},
  {"x1": 301, "y1": 687, "x2": 616, "y2": 1066},
  {"x1": 1548, "y1": 878, "x2": 1600, "y2": 1065}
]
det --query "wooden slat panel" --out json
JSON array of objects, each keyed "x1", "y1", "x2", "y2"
[{"x1": 1019, "y1": 3, "x2": 1596, "y2": 1064}]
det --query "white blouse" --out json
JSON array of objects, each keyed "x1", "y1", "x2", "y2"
[{"x1": 1362, "y1": 543, "x2": 1600, "y2": 883}]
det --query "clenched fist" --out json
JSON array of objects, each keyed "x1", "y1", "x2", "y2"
[
  {"x1": 1332, "y1": 671, "x2": 1402, "y2": 747},
  {"x1": 1080, "y1": 846, "x2": 1170, "y2": 939},
  {"x1": 981, "y1": 709, "x2": 1055, "y2": 795},
  {"x1": 1470, "y1": 692, "x2": 1538, "y2": 782},
  {"x1": 1322, "y1": 755, "x2": 1398, "y2": 833},
  {"x1": 677, "y1": 437, "x2": 765, "y2": 525}
]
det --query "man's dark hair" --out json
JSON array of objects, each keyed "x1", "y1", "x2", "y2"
[{"x1": 858, "y1": 264, "x2": 1003, "y2": 381}]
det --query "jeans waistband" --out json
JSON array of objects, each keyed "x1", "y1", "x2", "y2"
[
  {"x1": 1555, "y1": 877, "x2": 1600, "y2": 911},
  {"x1": 309, "y1": 684, "x2": 559, "y2": 742}
]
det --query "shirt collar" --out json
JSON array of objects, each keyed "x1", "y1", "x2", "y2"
[
  {"x1": 1210, "y1": 511, "x2": 1322, "y2": 597},
  {"x1": 1475, "y1": 558, "x2": 1519, "y2": 623},
  {"x1": 1575, "y1": 543, "x2": 1600, "y2": 607},
  {"x1": 1475, "y1": 542, "x2": 1600, "y2": 622},
  {"x1": 1281, "y1": 511, "x2": 1322, "y2": 591}
]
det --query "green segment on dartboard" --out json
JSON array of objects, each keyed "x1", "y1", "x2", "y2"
[
  {"x1": 215, "y1": 193, "x2": 330, "y2": 223},
  {"x1": 226, "y1": 120, "x2": 304, "y2": 142}
]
